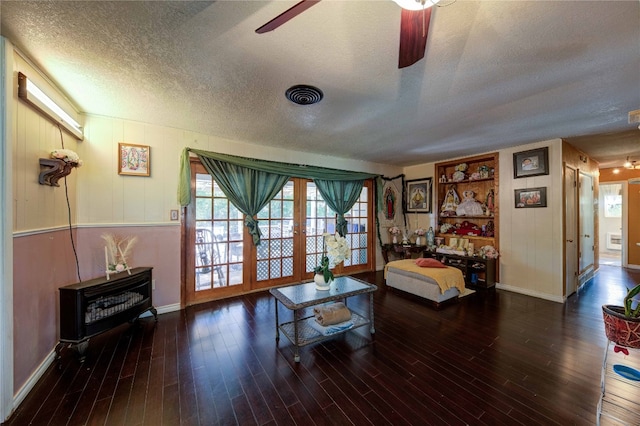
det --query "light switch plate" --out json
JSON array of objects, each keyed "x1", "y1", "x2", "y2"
[{"x1": 170, "y1": 210, "x2": 179, "y2": 221}]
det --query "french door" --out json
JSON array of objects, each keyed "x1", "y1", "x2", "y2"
[{"x1": 184, "y1": 161, "x2": 374, "y2": 305}]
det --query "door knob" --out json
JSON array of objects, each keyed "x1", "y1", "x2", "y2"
[
  {"x1": 567, "y1": 239, "x2": 573, "y2": 243},
  {"x1": 584, "y1": 234, "x2": 590, "y2": 238}
]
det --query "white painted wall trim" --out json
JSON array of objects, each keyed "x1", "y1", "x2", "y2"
[
  {"x1": 495, "y1": 283, "x2": 565, "y2": 304},
  {"x1": 12, "y1": 350, "x2": 56, "y2": 412},
  {"x1": 0, "y1": 36, "x2": 15, "y2": 423},
  {"x1": 140, "y1": 302, "x2": 181, "y2": 317},
  {"x1": 13, "y1": 222, "x2": 180, "y2": 238}
]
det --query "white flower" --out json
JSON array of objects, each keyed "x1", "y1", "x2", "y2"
[
  {"x1": 414, "y1": 228, "x2": 426, "y2": 236},
  {"x1": 389, "y1": 226, "x2": 401, "y2": 235},
  {"x1": 115, "y1": 263, "x2": 126, "y2": 272},
  {"x1": 324, "y1": 232, "x2": 350, "y2": 266},
  {"x1": 51, "y1": 149, "x2": 82, "y2": 166}
]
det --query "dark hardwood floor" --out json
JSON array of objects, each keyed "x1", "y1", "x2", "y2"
[{"x1": 5, "y1": 265, "x2": 640, "y2": 425}]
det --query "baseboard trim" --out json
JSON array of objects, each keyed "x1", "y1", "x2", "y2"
[
  {"x1": 12, "y1": 303, "x2": 181, "y2": 416},
  {"x1": 12, "y1": 350, "x2": 56, "y2": 415},
  {"x1": 140, "y1": 303, "x2": 181, "y2": 317},
  {"x1": 495, "y1": 283, "x2": 565, "y2": 303}
]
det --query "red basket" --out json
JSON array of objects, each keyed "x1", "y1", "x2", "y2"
[{"x1": 602, "y1": 305, "x2": 640, "y2": 349}]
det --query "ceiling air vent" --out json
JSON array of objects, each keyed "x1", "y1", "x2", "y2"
[{"x1": 285, "y1": 85, "x2": 323, "y2": 105}]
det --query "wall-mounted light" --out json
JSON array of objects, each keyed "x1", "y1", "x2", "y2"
[{"x1": 17, "y1": 72, "x2": 83, "y2": 140}]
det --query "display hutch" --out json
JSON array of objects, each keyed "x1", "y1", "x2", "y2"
[{"x1": 434, "y1": 152, "x2": 499, "y2": 284}]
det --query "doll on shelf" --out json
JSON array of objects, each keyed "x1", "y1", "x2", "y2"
[{"x1": 456, "y1": 190, "x2": 484, "y2": 216}]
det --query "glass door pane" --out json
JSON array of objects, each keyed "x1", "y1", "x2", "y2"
[{"x1": 255, "y1": 181, "x2": 296, "y2": 282}]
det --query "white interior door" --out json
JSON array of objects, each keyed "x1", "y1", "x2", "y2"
[
  {"x1": 565, "y1": 166, "x2": 578, "y2": 296},
  {"x1": 579, "y1": 172, "x2": 595, "y2": 273}
]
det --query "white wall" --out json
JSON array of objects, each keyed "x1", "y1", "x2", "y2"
[
  {"x1": 498, "y1": 139, "x2": 564, "y2": 301},
  {"x1": 12, "y1": 53, "x2": 81, "y2": 233},
  {"x1": 77, "y1": 115, "x2": 400, "y2": 226}
]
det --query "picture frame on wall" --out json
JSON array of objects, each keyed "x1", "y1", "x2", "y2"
[
  {"x1": 513, "y1": 147, "x2": 549, "y2": 178},
  {"x1": 405, "y1": 178, "x2": 432, "y2": 213},
  {"x1": 514, "y1": 187, "x2": 547, "y2": 208},
  {"x1": 118, "y1": 143, "x2": 150, "y2": 176}
]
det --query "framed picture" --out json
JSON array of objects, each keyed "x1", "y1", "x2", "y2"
[
  {"x1": 381, "y1": 179, "x2": 402, "y2": 224},
  {"x1": 405, "y1": 178, "x2": 432, "y2": 213},
  {"x1": 118, "y1": 143, "x2": 150, "y2": 176},
  {"x1": 513, "y1": 147, "x2": 549, "y2": 178},
  {"x1": 515, "y1": 187, "x2": 547, "y2": 208}
]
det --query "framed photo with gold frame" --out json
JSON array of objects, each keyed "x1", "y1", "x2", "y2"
[
  {"x1": 118, "y1": 143, "x2": 150, "y2": 176},
  {"x1": 405, "y1": 177, "x2": 432, "y2": 213}
]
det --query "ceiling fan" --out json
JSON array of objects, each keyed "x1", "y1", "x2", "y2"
[{"x1": 255, "y1": 0, "x2": 441, "y2": 68}]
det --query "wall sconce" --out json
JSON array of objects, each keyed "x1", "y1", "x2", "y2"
[
  {"x1": 17, "y1": 72, "x2": 83, "y2": 140},
  {"x1": 579, "y1": 155, "x2": 587, "y2": 163}
]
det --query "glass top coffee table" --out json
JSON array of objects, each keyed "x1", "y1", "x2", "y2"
[{"x1": 269, "y1": 276, "x2": 377, "y2": 362}]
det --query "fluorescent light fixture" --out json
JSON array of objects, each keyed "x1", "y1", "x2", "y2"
[
  {"x1": 17, "y1": 72, "x2": 83, "y2": 140},
  {"x1": 393, "y1": 0, "x2": 440, "y2": 11}
]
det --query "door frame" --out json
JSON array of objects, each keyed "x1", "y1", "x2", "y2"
[
  {"x1": 563, "y1": 163, "x2": 578, "y2": 297},
  {"x1": 599, "y1": 180, "x2": 629, "y2": 268}
]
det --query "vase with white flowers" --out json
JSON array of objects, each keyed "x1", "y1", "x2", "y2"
[
  {"x1": 414, "y1": 227, "x2": 426, "y2": 246},
  {"x1": 314, "y1": 233, "x2": 350, "y2": 290}
]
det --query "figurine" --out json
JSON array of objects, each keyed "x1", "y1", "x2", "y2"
[{"x1": 441, "y1": 185, "x2": 460, "y2": 217}]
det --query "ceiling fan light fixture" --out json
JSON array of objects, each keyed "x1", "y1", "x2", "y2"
[
  {"x1": 624, "y1": 157, "x2": 639, "y2": 169},
  {"x1": 393, "y1": 0, "x2": 440, "y2": 11}
]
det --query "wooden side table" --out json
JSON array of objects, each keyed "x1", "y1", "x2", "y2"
[{"x1": 381, "y1": 244, "x2": 426, "y2": 263}]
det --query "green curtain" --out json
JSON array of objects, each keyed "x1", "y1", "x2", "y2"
[
  {"x1": 179, "y1": 148, "x2": 378, "y2": 206},
  {"x1": 198, "y1": 156, "x2": 289, "y2": 246},
  {"x1": 314, "y1": 179, "x2": 364, "y2": 237}
]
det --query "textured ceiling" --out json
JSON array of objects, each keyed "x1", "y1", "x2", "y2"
[{"x1": 1, "y1": 0, "x2": 639, "y2": 168}]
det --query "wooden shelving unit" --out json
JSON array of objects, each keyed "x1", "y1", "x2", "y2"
[
  {"x1": 425, "y1": 251, "x2": 496, "y2": 289},
  {"x1": 434, "y1": 153, "x2": 499, "y2": 266}
]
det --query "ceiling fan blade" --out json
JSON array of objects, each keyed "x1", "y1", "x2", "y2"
[
  {"x1": 256, "y1": 0, "x2": 322, "y2": 34},
  {"x1": 398, "y1": 8, "x2": 432, "y2": 68}
]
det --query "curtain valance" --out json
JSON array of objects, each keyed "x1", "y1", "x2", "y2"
[{"x1": 178, "y1": 147, "x2": 379, "y2": 206}]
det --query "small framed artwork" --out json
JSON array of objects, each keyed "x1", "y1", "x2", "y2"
[
  {"x1": 513, "y1": 147, "x2": 549, "y2": 178},
  {"x1": 515, "y1": 187, "x2": 547, "y2": 208},
  {"x1": 118, "y1": 143, "x2": 150, "y2": 176},
  {"x1": 405, "y1": 178, "x2": 432, "y2": 213}
]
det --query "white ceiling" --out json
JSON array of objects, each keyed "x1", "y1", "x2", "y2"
[{"x1": 1, "y1": 0, "x2": 639, "y2": 168}]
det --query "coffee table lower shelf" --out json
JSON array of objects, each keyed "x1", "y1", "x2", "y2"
[{"x1": 278, "y1": 310, "x2": 369, "y2": 356}]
